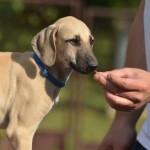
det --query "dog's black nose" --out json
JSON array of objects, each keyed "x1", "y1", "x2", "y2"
[{"x1": 87, "y1": 64, "x2": 98, "y2": 72}]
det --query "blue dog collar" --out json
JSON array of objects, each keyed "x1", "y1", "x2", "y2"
[{"x1": 33, "y1": 52, "x2": 66, "y2": 88}]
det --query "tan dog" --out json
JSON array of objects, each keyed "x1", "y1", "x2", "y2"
[{"x1": 0, "y1": 16, "x2": 98, "y2": 150}]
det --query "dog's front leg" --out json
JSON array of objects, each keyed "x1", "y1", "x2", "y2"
[{"x1": 6, "y1": 124, "x2": 37, "y2": 150}]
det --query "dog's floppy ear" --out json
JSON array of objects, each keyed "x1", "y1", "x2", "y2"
[{"x1": 31, "y1": 24, "x2": 58, "y2": 66}]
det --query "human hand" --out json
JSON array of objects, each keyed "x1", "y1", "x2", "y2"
[
  {"x1": 97, "y1": 120, "x2": 136, "y2": 150},
  {"x1": 94, "y1": 68, "x2": 150, "y2": 111}
]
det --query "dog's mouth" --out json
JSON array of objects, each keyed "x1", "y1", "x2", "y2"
[{"x1": 70, "y1": 61, "x2": 98, "y2": 74}]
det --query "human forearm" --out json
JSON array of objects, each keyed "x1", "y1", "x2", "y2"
[
  {"x1": 96, "y1": 1, "x2": 147, "y2": 149},
  {"x1": 125, "y1": 0, "x2": 146, "y2": 69},
  {"x1": 114, "y1": 106, "x2": 145, "y2": 129},
  {"x1": 97, "y1": 106, "x2": 145, "y2": 150},
  {"x1": 115, "y1": 0, "x2": 146, "y2": 125}
]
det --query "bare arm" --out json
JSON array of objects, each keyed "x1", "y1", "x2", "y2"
[
  {"x1": 95, "y1": 0, "x2": 146, "y2": 149},
  {"x1": 95, "y1": 0, "x2": 146, "y2": 123},
  {"x1": 125, "y1": 0, "x2": 146, "y2": 69},
  {"x1": 113, "y1": 0, "x2": 146, "y2": 125}
]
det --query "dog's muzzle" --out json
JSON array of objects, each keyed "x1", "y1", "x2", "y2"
[{"x1": 70, "y1": 59, "x2": 98, "y2": 74}]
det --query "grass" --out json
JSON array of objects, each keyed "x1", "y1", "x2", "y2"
[{"x1": 38, "y1": 105, "x2": 113, "y2": 141}]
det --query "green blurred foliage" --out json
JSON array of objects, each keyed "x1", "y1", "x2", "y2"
[
  {"x1": 86, "y1": 0, "x2": 140, "y2": 8},
  {"x1": 0, "y1": 2, "x2": 69, "y2": 51},
  {"x1": 93, "y1": 18, "x2": 116, "y2": 71}
]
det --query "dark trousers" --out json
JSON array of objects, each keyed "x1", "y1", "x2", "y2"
[{"x1": 132, "y1": 140, "x2": 147, "y2": 150}]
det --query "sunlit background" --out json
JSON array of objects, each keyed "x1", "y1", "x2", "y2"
[{"x1": 0, "y1": 0, "x2": 145, "y2": 150}]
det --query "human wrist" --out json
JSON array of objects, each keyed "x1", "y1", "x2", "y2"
[{"x1": 113, "y1": 111, "x2": 137, "y2": 129}]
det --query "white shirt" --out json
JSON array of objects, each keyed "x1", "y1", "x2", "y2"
[{"x1": 137, "y1": 0, "x2": 150, "y2": 149}]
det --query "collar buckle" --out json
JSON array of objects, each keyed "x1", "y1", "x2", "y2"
[{"x1": 41, "y1": 69, "x2": 49, "y2": 77}]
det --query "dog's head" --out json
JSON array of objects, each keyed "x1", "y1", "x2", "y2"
[{"x1": 31, "y1": 16, "x2": 98, "y2": 74}]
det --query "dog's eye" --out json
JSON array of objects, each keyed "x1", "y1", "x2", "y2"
[
  {"x1": 90, "y1": 37, "x2": 94, "y2": 46},
  {"x1": 66, "y1": 38, "x2": 80, "y2": 46}
]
